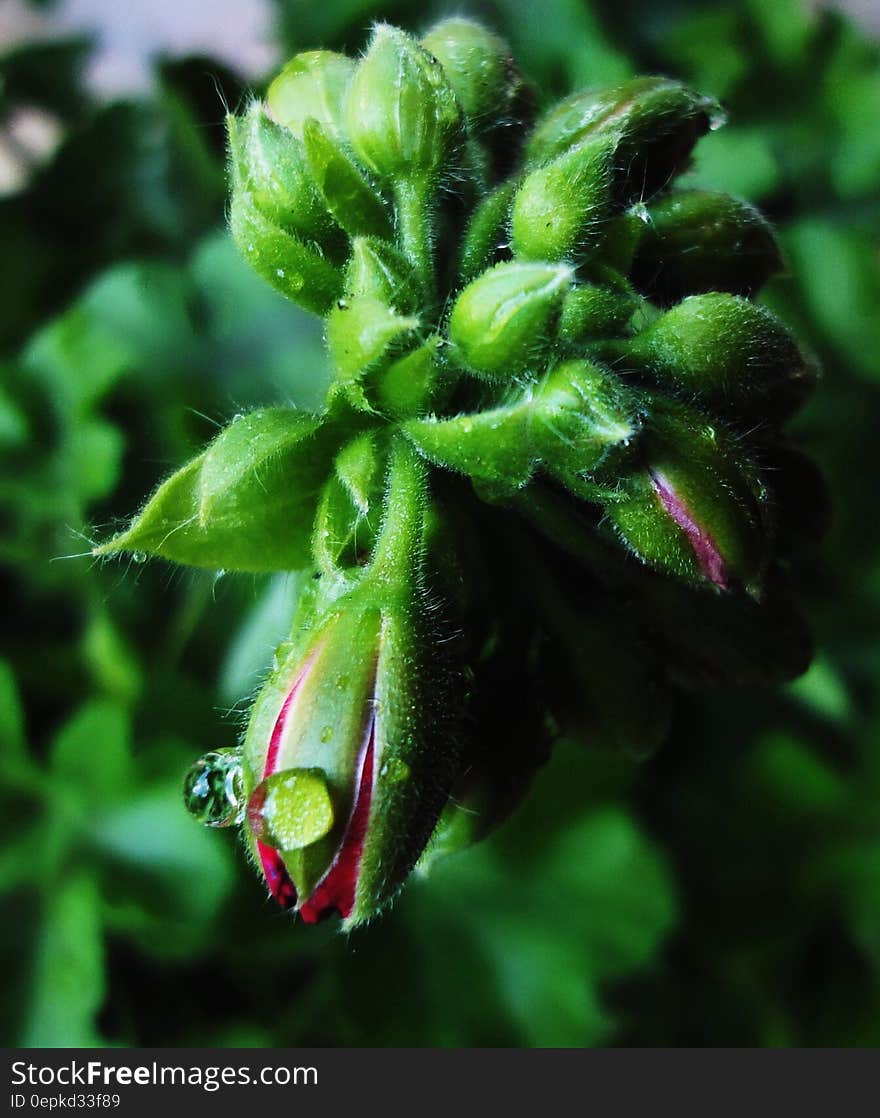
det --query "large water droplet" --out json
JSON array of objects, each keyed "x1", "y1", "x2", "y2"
[
  {"x1": 247, "y1": 768, "x2": 335, "y2": 851},
  {"x1": 183, "y1": 749, "x2": 244, "y2": 828},
  {"x1": 131, "y1": 551, "x2": 146, "y2": 564}
]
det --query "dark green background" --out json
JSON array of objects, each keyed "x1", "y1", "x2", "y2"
[{"x1": 1, "y1": 0, "x2": 878, "y2": 1046}]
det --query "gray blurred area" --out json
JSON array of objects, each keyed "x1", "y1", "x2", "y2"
[{"x1": 0, "y1": 0, "x2": 278, "y2": 94}]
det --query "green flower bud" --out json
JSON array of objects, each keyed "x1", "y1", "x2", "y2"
[
  {"x1": 420, "y1": 17, "x2": 517, "y2": 130},
  {"x1": 227, "y1": 105, "x2": 337, "y2": 247},
  {"x1": 267, "y1": 50, "x2": 354, "y2": 140},
  {"x1": 630, "y1": 190, "x2": 785, "y2": 302},
  {"x1": 229, "y1": 194, "x2": 343, "y2": 314},
  {"x1": 301, "y1": 118, "x2": 394, "y2": 241},
  {"x1": 325, "y1": 295, "x2": 420, "y2": 392},
  {"x1": 345, "y1": 24, "x2": 463, "y2": 184},
  {"x1": 94, "y1": 409, "x2": 338, "y2": 572},
  {"x1": 235, "y1": 442, "x2": 460, "y2": 927},
  {"x1": 510, "y1": 135, "x2": 615, "y2": 261},
  {"x1": 604, "y1": 402, "x2": 768, "y2": 592},
  {"x1": 344, "y1": 236, "x2": 419, "y2": 314},
  {"x1": 525, "y1": 76, "x2": 719, "y2": 200},
  {"x1": 620, "y1": 293, "x2": 816, "y2": 414},
  {"x1": 448, "y1": 260, "x2": 572, "y2": 380}
]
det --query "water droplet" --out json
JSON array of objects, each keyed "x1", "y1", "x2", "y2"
[
  {"x1": 709, "y1": 107, "x2": 728, "y2": 132},
  {"x1": 276, "y1": 268, "x2": 285, "y2": 279},
  {"x1": 183, "y1": 749, "x2": 245, "y2": 828},
  {"x1": 247, "y1": 768, "x2": 334, "y2": 850},
  {"x1": 131, "y1": 551, "x2": 146, "y2": 564}
]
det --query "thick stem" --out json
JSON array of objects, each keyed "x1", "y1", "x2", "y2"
[
  {"x1": 394, "y1": 175, "x2": 435, "y2": 300},
  {"x1": 369, "y1": 436, "x2": 428, "y2": 591}
]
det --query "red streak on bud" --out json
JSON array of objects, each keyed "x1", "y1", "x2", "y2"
[
  {"x1": 299, "y1": 717, "x2": 375, "y2": 924},
  {"x1": 650, "y1": 469, "x2": 728, "y2": 589},
  {"x1": 253, "y1": 660, "x2": 314, "y2": 911}
]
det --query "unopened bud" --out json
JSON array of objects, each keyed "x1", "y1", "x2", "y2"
[
  {"x1": 420, "y1": 17, "x2": 517, "y2": 130},
  {"x1": 558, "y1": 269, "x2": 641, "y2": 341},
  {"x1": 227, "y1": 105, "x2": 336, "y2": 247},
  {"x1": 605, "y1": 401, "x2": 768, "y2": 592},
  {"x1": 345, "y1": 24, "x2": 463, "y2": 184},
  {"x1": 448, "y1": 260, "x2": 572, "y2": 380},
  {"x1": 267, "y1": 50, "x2": 354, "y2": 140},
  {"x1": 622, "y1": 293, "x2": 816, "y2": 414},
  {"x1": 525, "y1": 76, "x2": 719, "y2": 201},
  {"x1": 345, "y1": 236, "x2": 419, "y2": 313},
  {"x1": 510, "y1": 135, "x2": 615, "y2": 260},
  {"x1": 630, "y1": 190, "x2": 784, "y2": 302}
]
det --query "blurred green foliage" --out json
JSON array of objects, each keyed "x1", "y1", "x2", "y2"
[{"x1": 1, "y1": 0, "x2": 878, "y2": 1046}]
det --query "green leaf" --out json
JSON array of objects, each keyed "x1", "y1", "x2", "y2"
[
  {"x1": 22, "y1": 873, "x2": 105, "y2": 1046},
  {"x1": 50, "y1": 700, "x2": 132, "y2": 804},
  {"x1": 95, "y1": 409, "x2": 339, "y2": 572}
]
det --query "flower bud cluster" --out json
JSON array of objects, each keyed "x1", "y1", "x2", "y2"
[{"x1": 99, "y1": 19, "x2": 821, "y2": 928}]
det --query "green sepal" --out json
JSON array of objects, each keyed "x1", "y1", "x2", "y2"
[
  {"x1": 312, "y1": 432, "x2": 387, "y2": 574},
  {"x1": 530, "y1": 358, "x2": 640, "y2": 485},
  {"x1": 95, "y1": 409, "x2": 339, "y2": 572},
  {"x1": 345, "y1": 24, "x2": 463, "y2": 184},
  {"x1": 227, "y1": 106, "x2": 337, "y2": 248},
  {"x1": 448, "y1": 260, "x2": 572, "y2": 380},
  {"x1": 510, "y1": 135, "x2": 615, "y2": 261},
  {"x1": 405, "y1": 399, "x2": 535, "y2": 492},
  {"x1": 405, "y1": 358, "x2": 636, "y2": 494},
  {"x1": 374, "y1": 335, "x2": 443, "y2": 419},
  {"x1": 618, "y1": 293, "x2": 816, "y2": 415},
  {"x1": 457, "y1": 179, "x2": 517, "y2": 281},
  {"x1": 229, "y1": 194, "x2": 342, "y2": 314},
  {"x1": 524, "y1": 76, "x2": 718, "y2": 200},
  {"x1": 344, "y1": 236, "x2": 419, "y2": 313},
  {"x1": 558, "y1": 270, "x2": 641, "y2": 341},
  {"x1": 302, "y1": 118, "x2": 394, "y2": 241},
  {"x1": 630, "y1": 190, "x2": 785, "y2": 302},
  {"x1": 267, "y1": 50, "x2": 354, "y2": 140},
  {"x1": 325, "y1": 295, "x2": 420, "y2": 394}
]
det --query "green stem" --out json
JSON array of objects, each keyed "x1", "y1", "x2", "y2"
[
  {"x1": 369, "y1": 436, "x2": 428, "y2": 591},
  {"x1": 394, "y1": 175, "x2": 435, "y2": 300}
]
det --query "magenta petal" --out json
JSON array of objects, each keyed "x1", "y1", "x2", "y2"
[
  {"x1": 650, "y1": 469, "x2": 728, "y2": 589},
  {"x1": 299, "y1": 717, "x2": 375, "y2": 924}
]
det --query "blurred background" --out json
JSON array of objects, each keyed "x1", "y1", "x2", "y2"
[{"x1": 1, "y1": 0, "x2": 878, "y2": 1047}]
